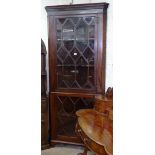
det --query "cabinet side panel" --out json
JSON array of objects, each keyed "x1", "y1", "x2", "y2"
[
  {"x1": 102, "y1": 13, "x2": 107, "y2": 94},
  {"x1": 96, "y1": 13, "x2": 107, "y2": 94}
]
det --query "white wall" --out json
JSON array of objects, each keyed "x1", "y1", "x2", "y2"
[{"x1": 41, "y1": 0, "x2": 113, "y2": 91}]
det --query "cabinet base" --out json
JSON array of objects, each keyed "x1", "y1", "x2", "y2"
[{"x1": 41, "y1": 143, "x2": 50, "y2": 150}]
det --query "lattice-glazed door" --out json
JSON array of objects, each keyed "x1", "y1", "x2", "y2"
[
  {"x1": 56, "y1": 96, "x2": 94, "y2": 136},
  {"x1": 56, "y1": 16, "x2": 97, "y2": 90}
]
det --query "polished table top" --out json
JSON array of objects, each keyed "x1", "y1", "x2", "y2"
[{"x1": 76, "y1": 109, "x2": 113, "y2": 155}]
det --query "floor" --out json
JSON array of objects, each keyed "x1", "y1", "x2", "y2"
[{"x1": 41, "y1": 144, "x2": 94, "y2": 155}]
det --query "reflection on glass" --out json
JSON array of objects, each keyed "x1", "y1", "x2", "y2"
[
  {"x1": 85, "y1": 17, "x2": 92, "y2": 24},
  {"x1": 83, "y1": 47, "x2": 94, "y2": 60},
  {"x1": 76, "y1": 19, "x2": 88, "y2": 40},
  {"x1": 62, "y1": 20, "x2": 74, "y2": 50},
  {"x1": 89, "y1": 39, "x2": 94, "y2": 50},
  {"x1": 57, "y1": 48, "x2": 68, "y2": 61},
  {"x1": 62, "y1": 20, "x2": 74, "y2": 40},
  {"x1": 76, "y1": 40, "x2": 88, "y2": 52},
  {"x1": 89, "y1": 25, "x2": 95, "y2": 38}
]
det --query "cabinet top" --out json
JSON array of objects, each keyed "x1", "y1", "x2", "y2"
[{"x1": 45, "y1": 3, "x2": 109, "y2": 15}]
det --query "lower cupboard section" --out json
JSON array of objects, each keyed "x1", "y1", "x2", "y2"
[{"x1": 50, "y1": 92, "x2": 95, "y2": 144}]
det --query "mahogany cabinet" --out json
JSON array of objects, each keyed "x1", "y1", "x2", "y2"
[{"x1": 45, "y1": 3, "x2": 109, "y2": 145}]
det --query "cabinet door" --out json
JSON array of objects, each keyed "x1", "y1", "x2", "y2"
[
  {"x1": 55, "y1": 15, "x2": 97, "y2": 91},
  {"x1": 50, "y1": 92, "x2": 95, "y2": 143}
]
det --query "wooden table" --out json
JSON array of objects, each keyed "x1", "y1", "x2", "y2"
[
  {"x1": 76, "y1": 109, "x2": 112, "y2": 155},
  {"x1": 75, "y1": 92, "x2": 113, "y2": 155}
]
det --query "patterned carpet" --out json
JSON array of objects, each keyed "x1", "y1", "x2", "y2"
[{"x1": 41, "y1": 144, "x2": 94, "y2": 155}]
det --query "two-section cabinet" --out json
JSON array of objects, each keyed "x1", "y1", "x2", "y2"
[{"x1": 45, "y1": 3, "x2": 109, "y2": 145}]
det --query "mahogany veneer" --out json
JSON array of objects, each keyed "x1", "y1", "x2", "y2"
[{"x1": 45, "y1": 3, "x2": 109, "y2": 145}]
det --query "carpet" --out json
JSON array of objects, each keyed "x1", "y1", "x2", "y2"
[{"x1": 41, "y1": 144, "x2": 94, "y2": 155}]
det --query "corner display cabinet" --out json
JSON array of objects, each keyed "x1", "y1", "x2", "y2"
[{"x1": 45, "y1": 3, "x2": 109, "y2": 145}]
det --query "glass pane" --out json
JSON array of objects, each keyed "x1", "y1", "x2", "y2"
[
  {"x1": 76, "y1": 66, "x2": 87, "y2": 86},
  {"x1": 63, "y1": 66, "x2": 75, "y2": 87},
  {"x1": 76, "y1": 40, "x2": 88, "y2": 52},
  {"x1": 57, "y1": 48, "x2": 68, "y2": 61},
  {"x1": 56, "y1": 19, "x2": 62, "y2": 50},
  {"x1": 84, "y1": 17, "x2": 93, "y2": 24},
  {"x1": 63, "y1": 98, "x2": 75, "y2": 113},
  {"x1": 63, "y1": 19, "x2": 74, "y2": 51},
  {"x1": 71, "y1": 80, "x2": 80, "y2": 88},
  {"x1": 56, "y1": 16, "x2": 96, "y2": 90},
  {"x1": 89, "y1": 67, "x2": 95, "y2": 86},
  {"x1": 76, "y1": 56, "x2": 88, "y2": 66},
  {"x1": 83, "y1": 47, "x2": 94, "y2": 61},
  {"x1": 56, "y1": 96, "x2": 94, "y2": 136},
  {"x1": 88, "y1": 22, "x2": 95, "y2": 38},
  {"x1": 70, "y1": 17, "x2": 79, "y2": 25},
  {"x1": 76, "y1": 19, "x2": 88, "y2": 40},
  {"x1": 63, "y1": 40, "x2": 74, "y2": 51},
  {"x1": 56, "y1": 20, "x2": 61, "y2": 39},
  {"x1": 58, "y1": 18, "x2": 66, "y2": 24},
  {"x1": 89, "y1": 26, "x2": 95, "y2": 38},
  {"x1": 57, "y1": 66, "x2": 76, "y2": 88},
  {"x1": 64, "y1": 56, "x2": 74, "y2": 65},
  {"x1": 57, "y1": 40, "x2": 61, "y2": 50},
  {"x1": 57, "y1": 57, "x2": 62, "y2": 65},
  {"x1": 89, "y1": 39, "x2": 94, "y2": 50}
]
